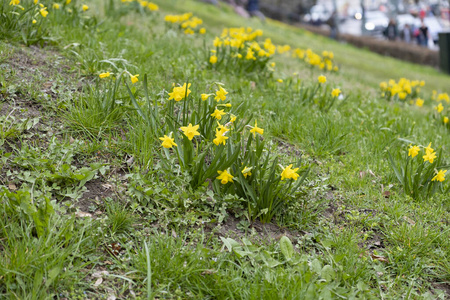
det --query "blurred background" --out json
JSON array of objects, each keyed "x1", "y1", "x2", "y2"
[{"x1": 259, "y1": 0, "x2": 450, "y2": 49}]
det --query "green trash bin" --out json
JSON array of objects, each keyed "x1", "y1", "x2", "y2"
[{"x1": 439, "y1": 32, "x2": 450, "y2": 74}]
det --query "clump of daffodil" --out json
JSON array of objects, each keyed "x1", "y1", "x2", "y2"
[
  {"x1": 168, "y1": 83, "x2": 191, "y2": 101},
  {"x1": 389, "y1": 141, "x2": 448, "y2": 200},
  {"x1": 207, "y1": 27, "x2": 282, "y2": 74},
  {"x1": 379, "y1": 78, "x2": 423, "y2": 101},
  {"x1": 292, "y1": 48, "x2": 337, "y2": 72},
  {"x1": 164, "y1": 12, "x2": 204, "y2": 35},
  {"x1": 180, "y1": 123, "x2": 200, "y2": 140},
  {"x1": 217, "y1": 169, "x2": 233, "y2": 184}
]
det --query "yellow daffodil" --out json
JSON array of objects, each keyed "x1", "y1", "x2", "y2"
[
  {"x1": 40, "y1": 8, "x2": 48, "y2": 17},
  {"x1": 130, "y1": 74, "x2": 139, "y2": 84},
  {"x1": 32, "y1": 19, "x2": 37, "y2": 24},
  {"x1": 201, "y1": 94, "x2": 210, "y2": 101},
  {"x1": 438, "y1": 93, "x2": 450, "y2": 103},
  {"x1": 148, "y1": 2, "x2": 158, "y2": 11},
  {"x1": 216, "y1": 122, "x2": 229, "y2": 133},
  {"x1": 99, "y1": 72, "x2": 110, "y2": 78},
  {"x1": 213, "y1": 128, "x2": 228, "y2": 146},
  {"x1": 415, "y1": 98, "x2": 424, "y2": 107},
  {"x1": 66, "y1": 0, "x2": 71, "y2": 4},
  {"x1": 215, "y1": 86, "x2": 228, "y2": 102},
  {"x1": 444, "y1": 117, "x2": 449, "y2": 124},
  {"x1": 168, "y1": 83, "x2": 191, "y2": 101},
  {"x1": 432, "y1": 170, "x2": 447, "y2": 182},
  {"x1": 250, "y1": 120, "x2": 264, "y2": 136},
  {"x1": 199, "y1": 28, "x2": 206, "y2": 34},
  {"x1": 435, "y1": 103, "x2": 444, "y2": 113},
  {"x1": 53, "y1": 3, "x2": 60, "y2": 9},
  {"x1": 408, "y1": 145, "x2": 420, "y2": 158},
  {"x1": 277, "y1": 79, "x2": 283, "y2": 83},
  {"x1": 423, "y1": 151, "x2": 437, "y2": 164},
  {"x1": 159, "y1": 135, "x2": 177, "y2": 149},
  {"x1": 425, "y1": 142, "x2": 434, "y2": 155},
  {"x1": 241, "y1": 166, "x2": 252, "y2": 178},
  {"x1": 82, "y1": 4, "x2": 88, "y2": 11},
  {"x1": 209, "y1": 55, "x2": 218, "y2": 64},
  {"x1": 281, "y1": 164, "x2": 299, "y2": 180},
  {"x1": 217, "y1": 169, "x2": 233, "y2": 184},
  {"x1": 331, "y1": 88, "x2": 341, "y2": 97},
  {"x1": 10, "y1": 0, "x2": 20, "y2": 5},
  {"x1": 211, "y1": 109, "x2": 226, "y2": 120},
  {"x1": 230, "y1": 114, "x2": 237, "y2": 123},
  {"x1": 180, "y1": 123, "x2": 200, "y2": 140}
]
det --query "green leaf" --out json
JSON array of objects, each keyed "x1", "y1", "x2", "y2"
[
  {"x1": 321, "y1": 265, "x2": 336, "y2": 282},
  {"x1": 279, "y1": 236, "x2": 294, "y2": 261}
]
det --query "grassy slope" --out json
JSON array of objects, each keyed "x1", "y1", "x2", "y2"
[{"x1": 1, "y1": 0, "x2": 450, "y2": 299}]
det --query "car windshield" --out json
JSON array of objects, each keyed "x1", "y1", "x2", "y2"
[{"x1": 366, "y1": 11, "x2": 386, "y2": 20}]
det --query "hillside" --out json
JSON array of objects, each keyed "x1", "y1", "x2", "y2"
[{"x1": 1, "y1": 0, "x2": 450, "y2": 298}]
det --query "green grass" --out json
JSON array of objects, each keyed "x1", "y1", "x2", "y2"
[{"x1": 1, "y1": 0, "x2": 450, "y2": 298}]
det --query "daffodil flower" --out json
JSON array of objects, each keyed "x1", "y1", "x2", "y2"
[
  {"x1": 408, "y1": 145, "x2": 420, "y2": 158},
  {"x1": 180, "y1": 123, "x2": 200, "y2": 140},
  {"x1": 432, "y1": 170, "x2": 447, "y2": 182},
  {"x1": 159, "y1": 135, "x2": 177, "y2": 149},
  {"x1": 249, "y1": 120, "x2": 263, "y2": 136},
  {"x1": 217, "y1": 170, "x2": 233, "y2": 184}
]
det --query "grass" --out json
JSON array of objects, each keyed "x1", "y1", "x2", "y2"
[{"x1": 1, "y1": 0, "x2": 450, "y2": 298}]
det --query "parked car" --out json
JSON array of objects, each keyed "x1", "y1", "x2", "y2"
[
  {"x1": 364, "y1": 11, "x2": 389, "y2": 36},
  {"x1": 303, "y1": 5, "x2": 332, "y2": 26}
]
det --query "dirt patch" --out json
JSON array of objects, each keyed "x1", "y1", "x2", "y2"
[
  {"x1": 76, "y1": 178, "x2": 115, "y2": 213},
  {"x1": 432, "y1": 283, "x2": 450, "y2": 298},
  {"x1": 206, "y1": 215, "x2": 301, "y2": 244},
  {"x1": 1, "y1": 44, "x2": 72, "y2": 83}
]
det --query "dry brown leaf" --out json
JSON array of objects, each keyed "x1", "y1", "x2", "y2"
[
  {"x1": 201, "y1": 269, "x2": 217, "y2": 275},
  {"x1": 371, "y1": 253, "x2": 389, "y2": 263},
  {"x1": 8, "y1": 183, "x2": 17, "y2": 191}
]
